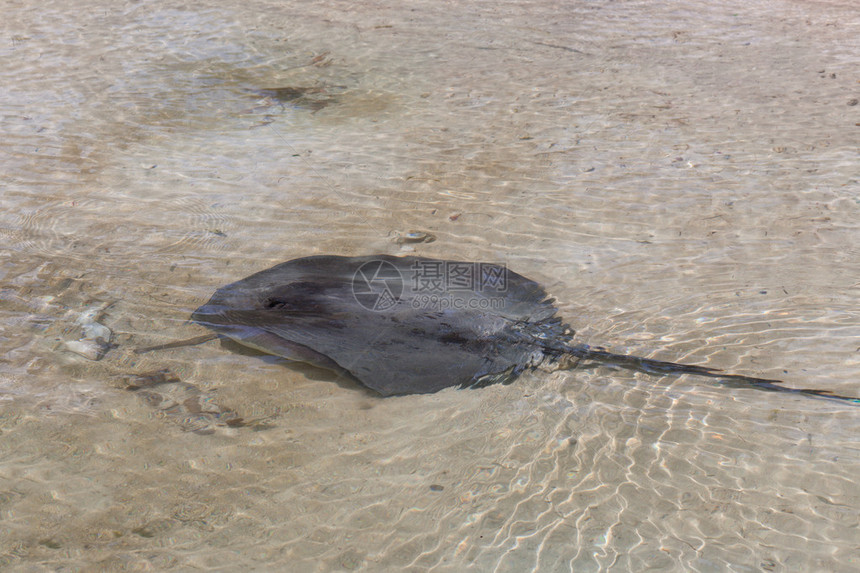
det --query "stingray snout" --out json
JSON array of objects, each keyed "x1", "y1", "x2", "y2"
[{"x1": 190, "y1": 303, "x2": 232, "y2": 323}]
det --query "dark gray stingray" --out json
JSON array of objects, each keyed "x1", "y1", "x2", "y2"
[{"x1": 187, "y1": 255, "x2": 859, "y2": 404}]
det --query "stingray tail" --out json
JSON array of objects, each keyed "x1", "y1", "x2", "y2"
[{"x1": 557, "y1": 343, "x2": 860, "y2": 405}]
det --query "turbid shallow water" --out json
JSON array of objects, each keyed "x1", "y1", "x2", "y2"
[{"x1": 1, "y1": 0, "x2": 859, "y2": 570}]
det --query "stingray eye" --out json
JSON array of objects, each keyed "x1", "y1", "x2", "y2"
[{"x1": 265, "y1": 298, "x2": 288, "y2": 309}]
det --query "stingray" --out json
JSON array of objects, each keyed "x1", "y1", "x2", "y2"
[{"x1": 150, "y1": 255, "x2": 857, "y2": 404}]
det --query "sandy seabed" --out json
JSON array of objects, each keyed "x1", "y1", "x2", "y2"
[{"x1": 1, "y1": 0, "x2": 858, "y2": 570}]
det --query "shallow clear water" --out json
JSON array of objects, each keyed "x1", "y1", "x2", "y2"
[{"x1": 1, "y1": 0, "x2": 859, "y2": 570}]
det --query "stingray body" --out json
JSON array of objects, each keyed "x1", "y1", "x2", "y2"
[{"x1": 190, "y1": 255, "x2": 858, "y2": 403}]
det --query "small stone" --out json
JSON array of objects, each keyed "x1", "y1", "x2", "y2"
[
  {"x1": 82, "y1": 321, "x2": 112, "y2": 341},
  {"x1": 62, "y1": 339, "x2": 108, "y2": 361},
  {"x1": 393, "y1": 230, "x2": 436, "y2": 244}
]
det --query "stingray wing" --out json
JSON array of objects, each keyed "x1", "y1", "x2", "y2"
[{"x1": 262, "y1": 312, "x2": 493, "y2": 395}]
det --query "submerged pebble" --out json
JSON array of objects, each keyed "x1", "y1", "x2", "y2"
[
  {"x1": 58, "y1": 303, "x2": 115, "y2": 361},
  {"x1": 81, "y1": 321, "x2": 111, "y2": 341},
  {"x1": 392, "y1": 230, "x2": 436, "y2": 244},
  {"x1": 62, "y1": 338, "x2": 111, "y2": 361}
]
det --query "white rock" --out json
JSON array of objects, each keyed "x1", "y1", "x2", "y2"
[{"x1": 62, "y1": 340, "x2": 107, "y2": 361}]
